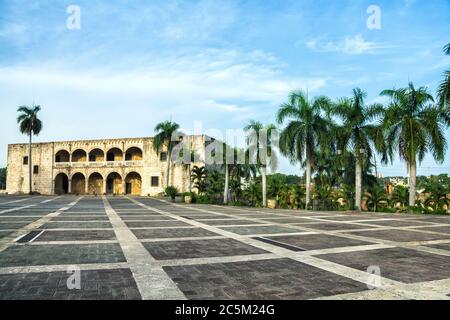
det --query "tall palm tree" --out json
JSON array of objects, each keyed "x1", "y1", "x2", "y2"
[
  {"x1": 333, "y1": 88, "x2": 385, "y2": 210},
  {"x1": 437, "y1": 42, "x2": 450, "y2": 118},
  {"x1": 244, "y1": 120, "x2": 277, "y2": 207},
  {"x1": 381, "y1": 82, "x2": 447, "y2": 208},
  {"x1": 191, "y1": 165, "x2": 206, "y2": 194},
  {"x1": 153, "y1": 120, "x2": 180, "y2": 188},
  {"x1": 277, "y1": 90, "x2": 332, "y2": 209},
  {"x1": 17, "y1": 105, "x2": 43, "y2": 195}
]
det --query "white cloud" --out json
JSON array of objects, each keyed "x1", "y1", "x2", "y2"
[{"x1": 306, "y1": 34, "x2": 390, "y2": 55}]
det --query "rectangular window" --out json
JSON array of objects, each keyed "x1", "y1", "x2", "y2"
[
  {"x1": 23, "y1": 156, "x2": 28, "y2": 165},
  {"x1": 160, "y1": 152, "x2": 167, "y2": 161},
  {"x1": 33, "y1": 165, "x2": 39, "y2": 174},
  {"x1": 151, "y1": 176, "x2": 159, "y2": 187}
]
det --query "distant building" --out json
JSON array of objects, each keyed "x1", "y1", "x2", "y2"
[{"x1": 6, "y1": 135, "x2": 209, "y2": 196}]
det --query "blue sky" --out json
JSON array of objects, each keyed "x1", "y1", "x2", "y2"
[{"x1": 0, "y1": 0, "x2": 449, "y2": 177}]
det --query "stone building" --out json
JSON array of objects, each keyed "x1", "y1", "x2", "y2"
[{"x1": 6, "y1": 135, "x2": 209, "y2": 196}]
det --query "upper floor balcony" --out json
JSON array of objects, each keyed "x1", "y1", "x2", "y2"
[
  {"x1": 54, "y1": 160, "x2": 143, "y2": 168},
  {"x1": 54, "y1": 146, "x2": 144, "y2": 168}
]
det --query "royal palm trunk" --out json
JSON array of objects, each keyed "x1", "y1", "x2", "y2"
[
  {"x1": 28, "y1": 132, "x2": 32, "y2": 195},
  {"x1": 355, "y1": 157, "x2": 362, "y2": 210},
  {"x1": 223, "y1": 165, "x2": 229, "y2": 204},
  {"x1": 305, "y1": 158, "x2": 312, "y2": 209},
  {"x1": 165, "y1": 150, "x2": 171, "y2": 188},
  {"x1": 408, "y1": 161, "x2": 417, "y2": 207},
  {"x1": 261, "y1": 166, "x2": 267, "y2": 207}
]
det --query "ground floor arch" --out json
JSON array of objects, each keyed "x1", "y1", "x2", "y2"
[
  {"x1": 88, "y1": 173, "x2": 103, "y2": 195},
  {"x1": 54, "y1": 173, "x2": 69, "y2": 194},
  {"x1": 71, "y1": 173, "x2": 86, "y2": 194},
  {"x1": 106, "y1": 172, "x2": 123, "y2": 194},
  {"x1": 125, "y1": 172, "x2": 142, "y2": 195}
]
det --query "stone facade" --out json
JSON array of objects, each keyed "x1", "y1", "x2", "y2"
[{"x1": 6, "y1": 135, "x2": 209, "y2": 196}]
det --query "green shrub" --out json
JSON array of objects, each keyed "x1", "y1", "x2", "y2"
[{"x1": 164, "y1": 186, "x2": 178, "y2": 201}]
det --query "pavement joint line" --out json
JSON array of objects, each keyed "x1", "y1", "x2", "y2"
[
  {"x1": 131, "y1": 198, "x2": 410, "y2": 291},
  {"x1": 0, "y1": 262, "x2": 131, "y2": 275},
  {"x1": 0, "y1": 196, "x2": 62, "y2": 214},
  {"x1": 27, "y1": 240, "x2": 120, "y2": 245},
  {"x1": 102, "y1": 196, "x2": 186, "y2": 300},
  {"x1": 0, "y1": 196, "x2": 84, "y2": 253},
  {"x1": 143, "y1": 198, "x2": 450, "y2": 299},
  {"x1": 1, "y1": 198, "x2": 34, "y2": 205},
  {"x1": 154, "y1": 253, "x2": 279, "y2": 267},
  {"x1": 186, "y1": 202, "x2": 450, "y2": 257},
  {"x1": 139, "y1": 236, "x2": 228, "y2": 243}
]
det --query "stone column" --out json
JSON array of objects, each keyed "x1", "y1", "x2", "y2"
[
  {"x1": 85, "y1": 179, "x2": 90, "y2": 195},
  {"x1": 103, "y1": 179, "x2": 107, "y2": 195},
  {"x1": 68, "y1": 179, "x2": 72, "y2": 194}
]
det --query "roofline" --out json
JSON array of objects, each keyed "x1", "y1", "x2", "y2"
[{"x1": 8, "y1": 134, "x2": 211, "y2": 146}]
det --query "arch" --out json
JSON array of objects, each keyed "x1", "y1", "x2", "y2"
[
  {"x1": 55, "y1": 150, "x2": 70, "y2": 163},
  {"x1": 125, "y1": 172, "x2": 142, "y2": 195},
  {"x1": 72, "y1": 149, "x2": 87, "y2": 162},
  {"x1": 125, "y1": 147, "x2": 143, "y2": 161},
  {"x1": 88, "y1": 148, "x2": 105, "y2": 162},
  {"x1": 88, "y1": 172, "x2": 103, "y2": 195},
  {"x1": 54, "y1": 173, "x2": 69, "y2": 194},
  {"x1": 106, "y1": 148, "x2": 123, "y2": 161},
  {"x1": 71, "y1": 172, "x2": 86, "y2": 194},
  {"x1": 106, "y1": 172, "x2": 123, "y2": 194}
]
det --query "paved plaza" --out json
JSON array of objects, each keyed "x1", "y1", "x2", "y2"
[{"x1": 0, "y1": 195, "x2": 449, "y2": 300}]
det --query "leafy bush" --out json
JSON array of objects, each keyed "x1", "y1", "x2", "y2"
[{"x1": 164, "y1": 186, "x2": 178, "y2": 201}]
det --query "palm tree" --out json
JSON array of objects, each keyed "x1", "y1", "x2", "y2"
[
  {"x1": 423, "y1": 179, "x2": 450, "y2": 213},
  {"x1": 17, "y1": 105, "x2": 43, "y2": 195},
  {"x1": 277, "y1": 91, "x2": 332, "y2": 209},
  {"x1": 390, "y1": 185, "x2": 409, "y2": 210},
  {"x1": 437, "y1": 43, "x2": 450, "y2": 123},
  {"x1": 333, "y1": 88, "x2": 385, "y2": 211},
  {"x1": 244, "y1": 121, "x2": 277, "y2": 207},
  {"x1": 381, "y1": 82, "x2": 447, "y2": 208},
  {"x1": 191, "y1": 165, "x2": 206, "y2": 194},
  {"x1": 364, "y1": 184, "x2": 388, "y2": 212},
  {"x1": 153, "y1": 121, "x2": 180, "y2": 188}
]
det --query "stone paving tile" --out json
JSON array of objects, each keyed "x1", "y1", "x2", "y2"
[
  {"x1": 319, "y1": 215, "x2": 390, "y2": 221},
  {"x1": 0, "y1": 217, "x2": 41, "y2": 222},
  {"x1": 220, "y1": 225, "x2": 304, "y2": 235},
  {"x1": 199, "y1": 219, "x2": 265, "y2": 226},
  {"x1": 261, "y1": 218, "x2": 318, "y2": 224},
  {"x1": 143, "y1": 238, "x2": 268, "y2": 260},
  {"x1": 189, "y1": 215, "x2": 234, "y2": 220},
  {"x1": 41, "y1": 222, "x2": 113, "y2": 229},
  {"x1": 424, "y1": 243, "x2": 450, "y2": 251},
  {"x1": 33, "y1": 230, "x2": 117, "y2": 242},
  {"x1": 357, "y1": 220, "x2": 435, "y2": 228},
  {"x1": 0, "y1": 268, "x2": 141, "y2": 300},
  {"x1": 413, "y1": 225, "x2": 450, "y2": 234},
  {"x1": 125, "y1": 221, "x2": 190, "y2": 228},
  {"x1": 0, "y1": 222, "x2": 30, "y2": 230},
  {"x1": 409, "y1": 217, "x2": 450, "y2": 224},
  {"x1": 0, "y1": 244, "x2": 126, "y2": 267},
  {"x1": 131, "y1": 227, "x2": 219, "y2": 239},
  {"x1": 164, "y1": 258, "x2": 366, "y2": 299},
  {"x1": 0, "y1": 230, "x2": 13, "y2": 239},
  {"x1": 346, "y1": 229, "x2": 450, "y2": 242},
  {"x1": 317, "y1": 247, "x2": 450, "y2": 283},
  {"x1": 51, "y1": 216, "x2": 110, "y2": 221},
  {"x1": 261, "y1": 234, "x2": 374, "y2": 251},
  {"x1": 120, "y1": 216, "x2": 175, "y2": 221},
  {"x1": 295, "y1": 222, "x2": 372, "y2": 231}
]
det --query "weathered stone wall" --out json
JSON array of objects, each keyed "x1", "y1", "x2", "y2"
[{"x1": 6, "y1": 135, "x2": 208, "y2": 196}]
